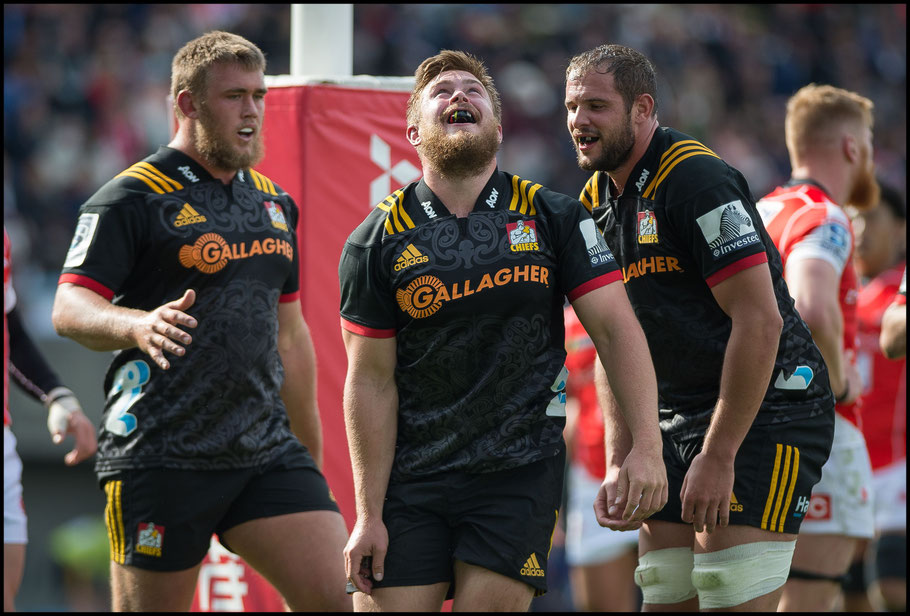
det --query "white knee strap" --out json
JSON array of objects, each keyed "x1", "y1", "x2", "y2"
[
  {"x1": 691, "y1": 540, "x2": 796, "y2": 609},
  {"x1": 634, "y1": 547, "x2": 697, "y2": 604}
]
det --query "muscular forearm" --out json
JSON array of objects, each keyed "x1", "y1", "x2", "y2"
[
  {"x1": 798, "y1": 298, "x2": 847, "y2": 396},
  {"x1": 344, "y1": 376, "x2": 398, "y2": 520},
  {"x1": 594, "y1": 326, "x2": 661, "y2": 451},
  {"x1": 594, "y1": 360, "x2": 634, "y2": 468},
  {"x1": 52, "y1": 283, "x2": 143, "y2": 351},
  {"x1": 280, "y1": 343, "x2": 323, "y2": 467},
  {"x1": 702, "y1": 315, "x2": 780, "y2": 459}
]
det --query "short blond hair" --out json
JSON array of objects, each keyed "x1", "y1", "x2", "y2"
[
  {"x1": 406, "y1": 50, "x2": 502, "y2": 127},
  {"x1": 785, "y1": 83, "x2": 874, "y2": 159},
  {"x1": 171, "y1": 31, "x2": 266, "y2": 119}
]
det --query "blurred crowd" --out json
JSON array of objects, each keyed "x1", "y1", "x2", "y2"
[{"x1": 4, "y1": 3, "x2": 906, "y2": 328}]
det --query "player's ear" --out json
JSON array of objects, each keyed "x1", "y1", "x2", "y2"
[
  {"x1": 632, "y1": 93, "x2": 655, "y2": 124},
  {"x1": 407, "y1": 124, "x2": 421, "y2": 147},
  {"x1": 176, "y1": 90, "x2": 200, "y2": 120},
  {"x1": 842, "y1": 133, "x2": 859, "y2": 164}
]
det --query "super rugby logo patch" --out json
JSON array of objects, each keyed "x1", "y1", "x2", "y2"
[
  {"x1": 696, "y1": 200, "x2": 759, "y2": 259},
  {"x1": 64, "y1": 213, "x2": 100, "y2": 268}
]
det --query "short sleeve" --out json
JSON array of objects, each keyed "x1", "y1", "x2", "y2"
[
  {"x1": 59, "y1": 200, "x2": 146, "y2": 300},
  {"x1": 668, "y1": 180, "x2": 769, "y2": 288},
  {"x1": 338, "y1": 239, "x2": 397, "y2": 337},
  {"x1": 550, "y1": 197, "x2": 622, "y2": 301}
]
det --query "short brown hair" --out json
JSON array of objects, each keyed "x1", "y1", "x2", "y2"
[
  {"x1": 406, "y1": 50, "x2": 502, "y2": 126},
  {"x1": 566, "y1": 44, "x2": 658, "y2": 116},
  {"x1": 785, "y1": 83, "x2": 874, "y2": 159},
  {"x1": 171, "y1": 31, "x2": 266, "y2": 119}
]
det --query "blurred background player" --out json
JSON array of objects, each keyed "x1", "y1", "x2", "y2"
[
  {"x1": 843, "y1": 182, "x2": 906, "y2": 612},
  {"x1": 4, "y1": 226, "x2": 97, "y2": 612},
  {"x1": 756, "y1": 83, "x2": 878, "y2": 612},
  {"x1": 879, "y1": 266, "x2": 906, "y2": 361},
  {"x1": 563, "y1": 304, "x2": 641, "y2": 612}
]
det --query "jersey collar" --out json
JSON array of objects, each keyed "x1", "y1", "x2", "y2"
[{"x1": 413, "y1": 167, "x2": 509, "y2": 218}]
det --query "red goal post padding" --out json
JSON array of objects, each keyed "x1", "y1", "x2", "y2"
[{"x1": 256, "y1": 75, "x2": 420, "y2": 528}]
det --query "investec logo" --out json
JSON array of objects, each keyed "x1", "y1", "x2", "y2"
[
  {"x1": 369, "y1": 135, "x2": 421, "y2": 207},
  {"x1": 394, "y1": 244, "x2": 429, "y2": 271}
]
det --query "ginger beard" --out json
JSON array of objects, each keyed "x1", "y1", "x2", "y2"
[
  {"x1": 846, "y1": 142, "x2": 880, "y2": 211},
  {"x1": 418, "y1": 113, "x2": 500, "y2": 179},
  {"x1": 193, "y1": 102, "x2": 264, "y2": 171},
  {"x1": 576, "y1": 106, "x2": 636, "y2": 173}
]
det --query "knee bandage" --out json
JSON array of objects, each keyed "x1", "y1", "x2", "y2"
[
  {"x1": 634, "y1": 547, "x2": 697, "y2": 604},
  {"x1": 691, "y1": 540, "x2": 796, "y2": 609}
]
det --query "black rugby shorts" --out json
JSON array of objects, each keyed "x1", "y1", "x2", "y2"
[
  {"x1": 101, "y1": 455, "x2": 339, "y2": 571},
  {"x1": 650, "y1": 408, "x2": 835, "y2": 534},
  {"x1": 374, "y1": 445, "x2": 566, "y2": 597}
]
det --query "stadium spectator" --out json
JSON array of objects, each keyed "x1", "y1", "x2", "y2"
[
  {"x1": 4, "y1": 227, "x2": 97, "y2": 612},
  {"x1": 845, "y1": 183, "x2": 906, "y2": 612},
  {"x1": 338, "y1": 49, "x2": 665, "y2": 612},
  {"x1": 563, "y1": 304, "x2": 641, "y2": 612},
  {"x1": 567, "y1": 44, "x2": 836, "y2": 611},
  {"x1": 756, "y1": 83, "x2": 877, "y2": 612},
  {"x1": 49, "y1": 31, "x2": 350, "y2": 611}
]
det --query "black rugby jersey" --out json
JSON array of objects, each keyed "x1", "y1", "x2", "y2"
[
  {"x1": 579, "y1": 127, "x2": 833, "y2": 427},
  {"x1": 339, "y1": 168, "x2": 621, "y2": 481},
  {"x1": 59, "y1": 146, "x2": 313, "y2": 473}
]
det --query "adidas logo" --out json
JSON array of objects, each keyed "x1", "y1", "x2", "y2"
[
  {"x1": 394, "y1": 244, "x2": 429, "y2": 271},
  {"x1": 520, "y1": 553, "x2": 545, "y2": 577},
  {"x1": 730, "y1": 491, "x2": 743, "y2": 513},
  {"x1": 174, "y1": 204, "x2": 207, "y2": 227}
]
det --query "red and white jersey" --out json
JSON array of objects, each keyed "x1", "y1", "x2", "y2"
[
  {"x1": 757, "y1": 181, "x2": 860, "y2": 425},
  {"x1": 855, "y1": 262, "x2": 906, "y2": 470},
  {"x1": 4, "y1": 228, "x2": 17, "y2": 427},
  {"x1": 191, "y1": 535, "x2": 286, "y2": 612},
  {"x1": 563, "y1": 305, "x2": 605, "y2": 480}
]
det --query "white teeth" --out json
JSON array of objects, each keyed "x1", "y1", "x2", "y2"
[{"x1": 239, "y1": 128, "x2": 254, "y2": 134}]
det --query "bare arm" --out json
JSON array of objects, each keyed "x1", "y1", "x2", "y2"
[
  {"x1": 277, "y1": 300, "x2": 323, "y2": 467},
  {"x1": 880, "y1": 300, "x2": 906, "y2": 360},
  {"x1": 784, "y1": 258, "x2": 858, "y2": 401},
  {"x1": 681, "y1": 263, "x2": 782, "y2": 533},
  {"x1": 341, "y1": 329, "x2": 398, "y2": 594},
  {"x1": 572, "y1": 281, "x2": 666, "y2": 525},
  {"x1": 52, "y1": 282, "x2": 197, "y2": 371}
]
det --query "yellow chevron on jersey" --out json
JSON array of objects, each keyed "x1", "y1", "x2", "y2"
[
  {"x1": 248, "y1": 169, "x2": 278, "y2": 196},
  {"x1": 509, "y1": 174, "x2": 541, "y2": 216},
  {"x1": 761, "y1": 443, "x2": 800, "y2": 532},
  {"x1": 579, "y1": 172, "x2": 602, "y2": 213},
  {"x1": 642, "y1": 140, "x2": 719, "y2": 200},
  {"x1": 377, "y1": 189, "x2": 416, "y2": 236},
  {"x1": 116, "y1": 162, "x2": 183, "y2": 194}
]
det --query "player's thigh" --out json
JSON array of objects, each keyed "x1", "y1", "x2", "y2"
[
  {"x1": 570, "y1": 547, "x2": 639, "y2": 612},
  {"x1": 356, "y1": 582, "x2": 449, "y2": 612},
  {"x1": 221, "y1": 510, "x2": 350, "y2": 611},
  {"x1": 789, "y1": 532, "x2": 858, "y2": 575},
  {"x1": 451, "y1": 560, "x2": 534, "y2": 612},
  {"x1": 217, "y1": 462, "x2": 349, "y2": 611},
  {"x1": 4, "y1": 543, "x2": 26, "y2": 611},
  {"x1": 639, "y1": 519, "x2": 694, "y2": 555},
  {"x1": 109, "y1": 560, "x2": 202, "y2": 611}
]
